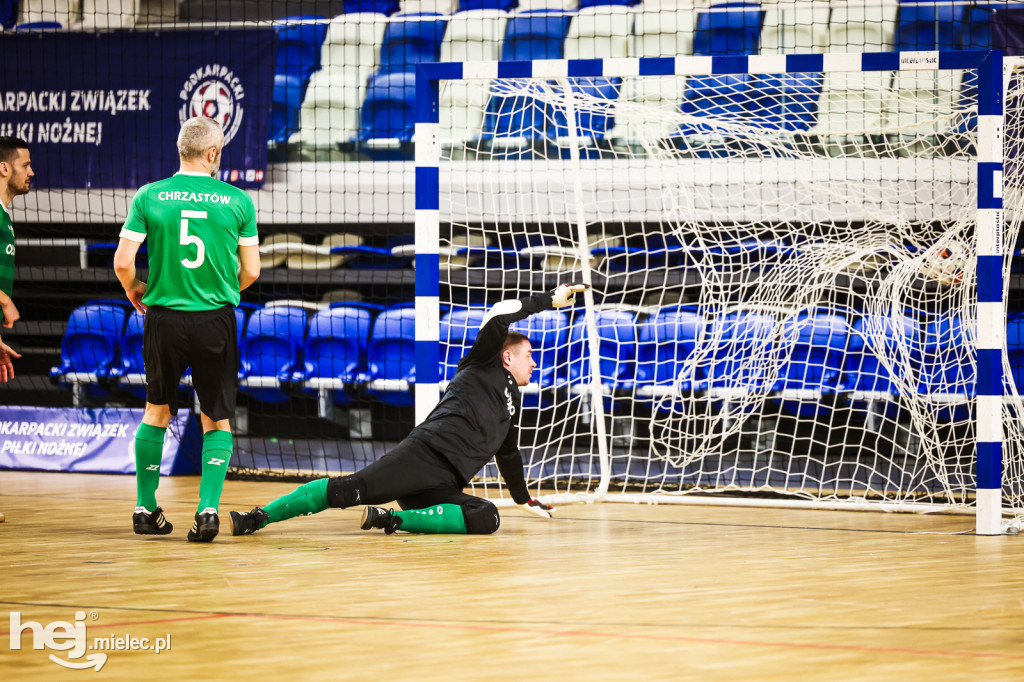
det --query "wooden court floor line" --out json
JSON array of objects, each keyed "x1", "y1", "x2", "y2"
[{"x1": 4, "y1": 600, "x2": 1023, "y2": 663}]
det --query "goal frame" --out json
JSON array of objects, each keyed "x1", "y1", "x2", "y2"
[{"x1": 413, "y1": 50, "x2": 1006, "y2": 535}]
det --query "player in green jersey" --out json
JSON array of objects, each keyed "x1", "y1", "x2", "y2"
[
  {"x1": 0, "y1": 136, "x2": 31, "y2": 524},
  {"x1": 0, "y1": 136, "x2": 31, "y2": 386},
  {"x1": 114, "y1": 117, "x2": 261, "y2": 542}
]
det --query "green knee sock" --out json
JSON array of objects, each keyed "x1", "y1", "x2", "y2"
[
  {"x1": 134, "y1": 423, "x2": 166, "y2": 511},
  {"x1": 263, "y1": 478, "x2": 329, "y2": 525},
  {"x1": 393, "y1": 504, "x2": 468, "y2": 534},
  {"x1": 197, "y1": 431, "x2": 233, "y2": 513}
]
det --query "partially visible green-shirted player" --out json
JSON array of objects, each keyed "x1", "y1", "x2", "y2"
[
  {"x1": 114, "y1": 117, "x2": 261, "y2": 543},
  {"x1": 0, "y1": 136, "x2": 31, "y2": 387},
  {"x1": 0, "y1": 135, "x2": 33, "y2": 525}
]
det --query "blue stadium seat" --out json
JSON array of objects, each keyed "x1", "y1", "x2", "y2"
[
  {"x1": 269, "y1": 17, "x2": 328, "y2": 143},
  {"x1": 564, "y1": 309, "x2": 638, "y2": 396},
  {"x1": 270, "y1": 74, "x2": 306, "y2": 143},
  {"x1": 481, "y1": 11, "x2": 572, "y2": 151},
  {"x1": 771, "y1": 311, "x2": 850, "y2": 416},
  {"x1": 347, "y1": 234, "x2": 415, "y2": 269},
  {"x1": 919, "y1": 314, "x2": 973, "y2": 420},
  {"x1": 693, "y1": 1, "x2": 763, "y2": 56},
  {"x1": 634, "y1": 306, "x2": 707, "y2": 408},
  {"x1": 275, "y1": 17, "x2": 329, "y2": 83},
  {"x1": 358, "y1": 71, "x2": 417, "y2": 157},
  {"x1": 895, "y1": 2, "x2": 965, "y2": 52},
  {"x1": 362, "y1": 306, "x2": 417, "y2": 405},
  {"x1": 682, "y1": 2, "x2": 764, "y2": 140},
  {"x1": 593, "y1": 233, "x2": 689, "y2": 272},
  {"x1": 705, "y1": 310, "x2": 776, "y2": 399},
  {"x1": 114, "y1": 310, "x2": 147, "y2": 398},
  {"x1": 501, "y1": 10, "x2": 571, "y2": 60},
  {"x1": 239, "y1": 306, "x2": 308, "y2": 403},
  {"x1": 14, "y1": 21, "x2": 63, "y2": 29},
  {"x1": 511, "y1": 308, "x2": 570, "y2": 405},
  {"x1": 752, "y1": 72, "x2": 823, "y2": 132},
  {"x1": 377, "y1": 13, "x2": 448, "y2": 74},
  {"x1": 0, "y1": 0, "x2": 17, "y2": 29},
  {"x1": 458, "y1": 0, "x2": 517, "y2": 10},
  {"x1": 551, "y1": 77, "x2": 620, "y2": 152},
  {"x1": 296, "y1": 306, "x2": 373, "y2": 406},
  {"x1": 838, "y1": 314, "x2": 921, "y2": 408},
  {"x1": 344, "y1": 0, "x2": 400, "y2": 14},
  {"x1": 440, "y1": 307, "x2": 487, "y2": 382},
  {"x1": 50, "y1": 302, "x2": 128, "y2": 403},
  {"x1": 577, "y1": 0, "x2": 638, "y2": 8}
]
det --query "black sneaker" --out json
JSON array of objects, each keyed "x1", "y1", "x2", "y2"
[
  {"x1": 133, "y1": 506, "x2": 173, "y2": 535},
  {"x1": 360, "y1": 506, "x2": 402, "y2": 535},
  {"x1": 229, "y1": 507, "x2": 269, "y2": 536},
  {"x1": 186, "y1": 508, "x2": 219, "y2": 543}
]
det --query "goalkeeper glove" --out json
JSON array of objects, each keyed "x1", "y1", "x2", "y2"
[
  {"x1": 519, "y1": 498, "x2": 556, "y2": 519},
  {"x1": 551, "y1": 283, "x2": 589, "y2": 308}
]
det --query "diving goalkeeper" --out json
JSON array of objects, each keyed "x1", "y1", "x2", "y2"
[{"x1": 229, "y1": 283, "x2": 588, "y2": 536}]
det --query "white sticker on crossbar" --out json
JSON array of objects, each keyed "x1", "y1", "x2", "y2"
[
  {"x1": 675, "y1": 55, "x2": 714, "y2": 75},
  {"x1": 899, "y1": 51, "x2": 940, "y2": 70},
  {"x1": 532, "y1": 60, "x2": 568, "y2": 78},
  {"x1": 747, "y1": 54, "x2": 787, "y2": 74},
  {"x1": 822, "y1": 52, "x2": 862, "y2": 73},
  {"x1": 602, "y1": 57, "x2": 639, "y2": 77},
  {"x1": 461, "y1": 61, "x2": 498, "y2": 80}
]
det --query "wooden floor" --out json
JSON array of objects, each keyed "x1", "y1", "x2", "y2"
[{"x1": 2, "y1": 471, "x2": 1024, "y2": 681}]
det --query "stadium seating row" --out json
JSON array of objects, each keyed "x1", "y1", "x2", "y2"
[
  {"x1": 49, "y1": 300, "x2": 1007, "y2": 420},
  {"x1": 279, "y1": 2, "x2": 1007, "y2": 149}
]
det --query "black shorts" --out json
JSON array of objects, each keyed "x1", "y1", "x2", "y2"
[{"x1": 143, "y1": 305, "x2": 238, "y2": 421}]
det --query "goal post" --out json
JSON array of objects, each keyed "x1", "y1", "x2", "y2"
[{"x1": 414, "y1": 51, "x2": 1008, "y2": 534}]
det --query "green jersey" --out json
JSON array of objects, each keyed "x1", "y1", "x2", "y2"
[
  {"x1": 0, "y1": 200, "x2": 14, "y2": 302},
  {"x1": 120, "y1": 172, "x2": 258, "y2": 311}
]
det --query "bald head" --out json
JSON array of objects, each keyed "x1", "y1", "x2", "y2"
[{"x1": 177, "y1": 116, "x2": 224, "y2": 161}]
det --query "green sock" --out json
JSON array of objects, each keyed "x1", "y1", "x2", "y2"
[
  {"x1": 197, "y1": 431, "x2": 233, "y2": 513},
  {"x1": 393, "y1": 504, "x2": 468, "y2": 534},
  {"x1": 263, "y1": 478, "x2": 329, "y2": 525},
  {"x1": 134, "y1": 423, "x2": 166, "y2": 511}
]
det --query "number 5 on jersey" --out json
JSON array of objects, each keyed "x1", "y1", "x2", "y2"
[{"x1": 180, "y1": 210, "x2": 207, "y2": 269}]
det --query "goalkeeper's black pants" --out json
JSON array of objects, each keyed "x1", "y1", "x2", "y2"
[{"x1": 333, "y1": 437, "x2": 500, "y2": 535}]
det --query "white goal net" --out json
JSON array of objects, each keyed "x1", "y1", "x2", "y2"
[{"x1": 426, "y1": 55, "x2": 1024, "y2": 528}]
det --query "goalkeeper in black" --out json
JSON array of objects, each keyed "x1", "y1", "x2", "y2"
[{"x1": 229, "y1": 283, "x2": 588, "y2": 536}]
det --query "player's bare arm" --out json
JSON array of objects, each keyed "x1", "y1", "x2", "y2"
[
  {"x1": 0, "y1": 288, "x2": 18, "y2": 328},
  {"x1": 113, "y1": 237, "x2": 147, "y2": 314},
  {"x1": 238, "y1": 243, "x2": 260, "y2": 291}
]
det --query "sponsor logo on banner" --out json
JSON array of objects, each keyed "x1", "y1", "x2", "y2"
[{"x1": 178, "y1": 63, "x2": 246, "y2": 144}]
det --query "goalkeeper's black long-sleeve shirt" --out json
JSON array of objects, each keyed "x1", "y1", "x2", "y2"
[{"x1": 407, "y1": 292, "x2": 554, "y2": 504}]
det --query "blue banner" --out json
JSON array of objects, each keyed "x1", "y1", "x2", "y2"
[
  {"x1": 0, "y1": 406, "x2": 197, "y2": 475},
  {"x1": 0, "y1": 30, "x2": 277, "y2": 189}
]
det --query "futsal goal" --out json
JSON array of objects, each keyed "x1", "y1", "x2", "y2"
[{"x1": 414, "y1": 50, "x2": 1023, "y2": 535}]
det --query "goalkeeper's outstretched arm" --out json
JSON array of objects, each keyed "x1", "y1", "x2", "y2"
[{"x1": 461, "y1": 284, "x2": 589, "y2": 369}]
